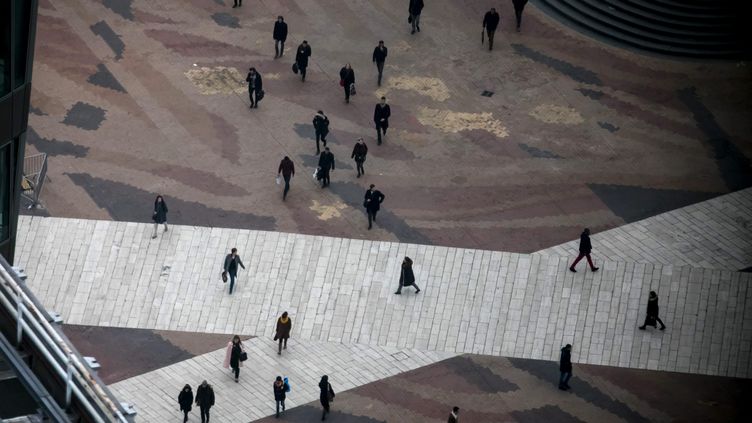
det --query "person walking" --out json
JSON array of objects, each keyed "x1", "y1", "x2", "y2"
[
  {"x1": 569, "y1": 228, "x2": 599, "y2": 272},
  {"x1": 447, "y1": 407, "x2": 460, "y2": 423},
  {"x1": 319, "y1": 375, "x2": 335, "y2": 421},
  {"x1": 178, "y1": 384, "x2": 193, "y2": 423},
  {"x1": 408, "y1": 0, "x2": 424, "y2": 34},
  {"x1": 312, "y1": 110, "x2": 330, "y2": 154},
  {"x1": 278, "y1": 156, "x2": 295, "y2": 201},
  {"x1": 483, "y1": 8, "x2": 500, "y2": 51},
  {"x1": 374, "y1": 96, "x2": 391, "y2": 145},
  {"x1": 364, "y1": 184, "x2": 385, "y2": 230},
  {"x1": 195, "y1": 381, "x2": 215, "y2": 423},
  {"x1": 152, "y1": 195, "x2": 168, "y2": 239},
  {"x1": 395, "y1": 256, "x2": 420, "y2": 294},
  {"x1": 246, "y1": 67, "x2": 263, "y2": 108},
  {"x1": 339, "y1": 63, "x2": 355, "y2": 103},
  {"x1": 223, "y1": 248, "x2": 246, "y2": 294},
  {"x1": 351, "y1": 138, "x2": 368, "y2": 177},
  {"x1": 639, "y1": 291, "x2": 667, "y2": 330},
  {"x1": 273, "y1": 376, "x2": 289, "y2": 418},
  {"x1": 273, "y1": 16, "x2": 288, "y2": 58},
  {"x1": 512, "y1": 0, "x2": 528, "y2": 32},
  {"x1": 223, "y1": 335, "x2": 245, "y2": 383},
  {"x1": 232, "y1": 0, "x2": 242, "y2": 8},
  {"x1": 274, "y1": 311, "x2": 292, "y2": 355},
  {"x1": 559, "y1": 344, "x2": 572, "y2": 390},
  {"x1": 295, "y1": 40, "x2": 311, "y2": 81},
  {"x1": 372, "y1": 40, "x2": 388, "y2": 86},
  {"x1": 317, "y1": 147, "x2": 335, "y2": 188}
]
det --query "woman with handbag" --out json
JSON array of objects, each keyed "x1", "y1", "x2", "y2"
[
  {"x1": 223, "y1": 335, "x2": 246, "y2": 383},
  {"x1": 319, "y1": 375, "x2": 335, "y2": 421},
  {"x1": 274, "y1": 312, "x2": 292, "y2": 355},
  {"x1": 395, "y1": 256, "x2": 420, "y2": 294},
  {"x1": 151, "y1": 195, "x2": 168, "y2": 239},
  {"x1": 339, "y1": 63, "x2": 355, "y2": 103}
]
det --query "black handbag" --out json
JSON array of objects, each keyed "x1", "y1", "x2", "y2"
[
  {"x1": 239, "y1": 351, "x2": 248, "y2": 362},
  {"x1": 408, "y1": 15, "x2": 412, "y2": 23},
  {"x1": 292, "y1": 63, "x2": 299, "y2": 74},
  {"x1": 221, "y1": 272, "x2": 228, "y2": 283},
  {"x1": 257, "y1": 89, "x2": 265, "y2": 101}
]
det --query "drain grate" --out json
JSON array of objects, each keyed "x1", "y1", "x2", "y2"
[{"x1": 391, "y1": 351, "x2": 409, "y2": 360}]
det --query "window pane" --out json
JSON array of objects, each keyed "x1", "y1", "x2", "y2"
[
  {"x1": 0, "y1": 0, "x2": 11, "y2": 95},
  {"x1": 12, "y1": 0, "x2": 31, "y2": 89},
  {"x1": 0, "y1": 143, "x2": 10, "y2": 241}
]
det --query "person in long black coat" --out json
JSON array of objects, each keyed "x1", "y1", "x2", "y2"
[
  {"x1": 339, "y1": 64, "x2": 355, "y2": 103},
  {"x1": 317, "y1": 147, "x2": 335, "y2": 188},
  {"x1": 482, "y1": 8, "x2": 500, "y2": 50},
  {"x1": 374, "y1": 97, "x2": 391, "y2": 145},
  {"x1": 246, "y1": 67, "x2": 263, "y2": 108},
  {"x1": 569, "y1": 228, "x2": 599, "y2": 272},
  {"x1": 273, "y1": 376, "x2": 288, "y2": 417},
  {"x1": 559, "y1": 344, "x2": 572, "y2": 390},
  {"x1": 364, "y1": 184, "x2": 384, "y2": 230},
  {"x1": 639, "y1": 291, "x2": 666, "y2": 330},
  {"x1": 195, "y1": 381, "x2": 215, "y2": 423},
  {"x1": 273, "y1": 16, "x2": 288, "y2": 58},
  {"x1": 178, "y1": 384, "x2": 193, "y2": 423},
  {"x1": 319, "y1": 375, "x2": 335, "y2": 421},
  {"x1": 409, "y1": 0, "x2": 424, "y2": 34},
  {"x1": 274, "y1": 312, "x2": 292, "y2": 355},
  {"x1": 152, "y1": 195, "x2": 168, "y2": 239},
  {"x1": 372, "y1": 40, "x2": 388, "y2": 86},
  {"x1": 351, "y1": 138, "x2": 368, "y2": 177},
  {"x1": 312, "y1": 111, "x2": 329, "y2": 154},
  {"x1": 295, "y1": 41, "x2": 312, "y2": 81},
  {"x1": 395, "y1": 256, "x2": 420, "y2": 294},
  {"x1": 513, "y1": 0, "x2": 528, "y2": 32}
]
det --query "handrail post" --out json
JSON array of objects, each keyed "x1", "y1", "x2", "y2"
[
  {"x1": 65, "y1": 353, "x2": 73, "y2": 408},
  {"x1": 17, "y1": 290, "x2": 24, "y2": 345}
]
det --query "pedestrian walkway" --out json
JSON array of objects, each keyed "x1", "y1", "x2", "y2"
[
  {"x1": 14, "y1": 189, "x2": 752, "y2": 379},
  {"x1": 108, "y1": 337, "x2": 454, "y2": 422}
]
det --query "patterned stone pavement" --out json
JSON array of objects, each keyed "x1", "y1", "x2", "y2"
[{"x1": 25, "y1": 0, "x2": 752, "y2": 253}]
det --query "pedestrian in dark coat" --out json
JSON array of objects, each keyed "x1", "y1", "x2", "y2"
[
  {"x1": 278, "y1": 156, "x2": 295, "y2": 200},
  {"x1": 223, "y1": 335, "x2": 245, "y2": 382},
  {"x1": 512, "y1": 0, "x2": 528, "y2": 32},
  {"x1": 319, "y1": 375, "x2": 335, "y2": 421},
  {"x1": 223, "y1": 248, "x2": 246, "y2": 294},
  {"x1": 232, "y1": 0, "x2": 242, "y2": 8},
  {"x1": 639, "y1": 291, "x2": 666, "y2": 330},
  {"x1": 569, "y1": 228, "x2": 599, "y2": 272},
  {"x1": 483, "y1": 8, "x2": 500, "y2": 50},
  {"x1": 409, "y1": 0, "x2": 424, "y2": 34},
  {"x1": 364, "y1": 184, "x2": 385, "y2": 230},
  {"x1": 274, "y1": 312, "x2": 292, "y2": 355},
  {"x1": 395, "y1": 256, "x2": 420, "y2": 294},
  {"x1": 178, "y1": 384, "x2": 193, "y2": 423},
  {"x1": 447, "y1": 407, "x2": 460, "y2": 423},
  {"x1": 246, "y1": 67, "x2": 263, "y2": 108},
  {"x1": 295, "y1": 41, "x2": 311, "y2": 81},
  {"x1": 351, "y1": 138, "x2": 368, "y2": 177},
  {"x1": 273, "y1": 16, "x2": 288, "y2": 58},
  {"x1": 372, "y1": 40, "x2": 388, "y2": 86},
  {"x1": 195, "y1": 381, "x2": 215, "y2": 423},
  {"x1": 374, "y1": 96, "x2": 391, "y2": 145},
  {"x1": 273, "y1": 376, "x2": 289, "y2": 418},
  {"x1": 317, "y1": 147, "x2": 335, "y2": 188},
  {"x1": 559, "y1": 344, "x2": 572, "y2": 390},
  {"x1": 312, "y1": 111, "x2": 330, "y2": 154},
  {"x1": 339, "y1": 64, "x2": 355, "y2": 103},
  {"x1": 152, "y1": 195, "x2": 168, "y2": 239}
]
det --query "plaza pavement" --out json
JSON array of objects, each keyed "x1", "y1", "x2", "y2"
[{"x1": 13, "y1": 188, "x2": 752, "y2": 421}]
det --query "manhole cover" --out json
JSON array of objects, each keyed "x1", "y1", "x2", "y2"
[{"x1": 391, "y1": 351, "x2": 409, "y2": 360}]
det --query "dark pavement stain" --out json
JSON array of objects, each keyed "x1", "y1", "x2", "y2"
[
  {"x1": 102, "y1": 0, "x2": 134, "y2": 21},
  {"x1": 507, "y1": 357, "x2": 649, "y2": 423},
  {"x1": 27, "y1": 127, "x2": 89, "y2": 158},
  {"x1": 29, "y1": 106, "x2": 47, "y2": 116},
  {"x1": 328, "y1": 181, "x2": 432, "y2": 245},
  {"x1": 254, "y1": 405, "x2": 386, "y2": 423},
  {"x1": 67, "y1": 173, "x2": 277, "y2": 230},
  {"x1": 577, "y1": 88, "x2": 603, "y2": 100},
  {"x1": 588, "y1": 184, "x2": 720, "y2": 224},
  {"x1": 510, "y1": 405, "x2": 586, "y2": 423},
  {"x1": 518, "y1": 143, "x2": 562, "y2": 159},
  {"x1": 87, "y1": 63, "x2": 127, "y2": 93},
  {"x1": 511, "y1": 44, "x2": 602, "y2": 86},
  {"x1": 212, "y1": 0, "x2": 226, "y2": 5},
  {"x1": 597, "y1": 121, "x2": 619, "y2": 133},
  {"x1": 300, "y1": 153, "x2": 353, "y2": 170},
  {"x1": 90, "y1": 21, "x2": 125, "y2": 60},
  {"x1": 677, "y1": 87, "x2": 752, "y2": 191},
  {"x1": 293, "y1": 122, "x2": 344, "y2": 147},
  {"x1": 61, "y1": 102, "x2": 107, "y2": 131},
  {"x1": 445, "y1": 356, "x2": 519, "y2": 393},
  {"x1": 211, "y1": 12, "x2": 240, "y2": 28}
]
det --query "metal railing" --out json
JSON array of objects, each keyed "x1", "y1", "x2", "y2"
[
  {"x1": 21, "y1": 153, "x2": 48, "y2": 209},
  {"x1": 0, "y1": 257, "x2": 130, "y2": 422}
]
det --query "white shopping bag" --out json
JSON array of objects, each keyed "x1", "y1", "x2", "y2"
[{"x1": 276, "y1": 175, "x2": 281, "y2": 185}]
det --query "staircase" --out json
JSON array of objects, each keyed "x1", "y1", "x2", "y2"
[{"x1": 532, "y1": 0, "x2": 750, "y2": 59}]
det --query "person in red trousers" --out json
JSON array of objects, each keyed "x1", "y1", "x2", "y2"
[{"x1": 569, "y1": 228, "x2": 599, "y2": 272}]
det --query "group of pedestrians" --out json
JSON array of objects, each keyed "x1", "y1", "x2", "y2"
[{"x1": 177, "y1": 381, "x2": 215, "y2": 423}]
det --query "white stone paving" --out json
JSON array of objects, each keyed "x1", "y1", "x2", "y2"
[
  {"x1": 109, "y1": 338, "x2": 454, "y2": 422},
  {"x1": 536, "y1": 187, "x2": 752, "y2": 270}
]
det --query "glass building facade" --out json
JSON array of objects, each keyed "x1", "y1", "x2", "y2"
[{"x1": 0, "y1": 0, "x2": 37, "y2": 263}]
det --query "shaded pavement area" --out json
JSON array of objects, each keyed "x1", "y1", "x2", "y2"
[{"x1": 253, "y1": 354, "x2": 752, "y2": 423}]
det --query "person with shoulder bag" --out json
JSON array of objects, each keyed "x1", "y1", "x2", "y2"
[
  {"x1": 223, "y1": 335, "x2": 246, "y2": 383},
  {"x1": 274, "y1": 312, "x2": 292, "y2": 355},
  {"x1": 319, "y1": 375, "x2": 335, "y2": 421},
  {"x1": 339, "y1": 63, "x2": 355, "y2": 103},
  {"x1": 395, "y1": 256, "x2": 420, "y2": 294},
  {"x1": 223, "y1": 248, "x2": 246, "y2": 294}
]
